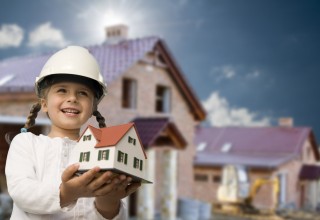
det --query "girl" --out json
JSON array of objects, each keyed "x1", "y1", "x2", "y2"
[{"x1": 5, "y1": 46, "x2": 140, "y2": 219}]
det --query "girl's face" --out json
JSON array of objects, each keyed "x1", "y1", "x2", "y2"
[{"x1": 41, "y1": 81, "x2": 95, "y2": 137}]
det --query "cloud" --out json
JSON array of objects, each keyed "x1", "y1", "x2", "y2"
[
  {"x1": 0, "y1": 24, "x2": 24, "y2": 48},
  {"x1": 28, "y1": 22, "x2": 68, "y2": 48},
  {"x1": 202, "y1": 91, "x2": 271, "y2": 127},
  {"x1": 211, "y1": 65, "x2": 236, "y2": 82},
  {"x1": 246, "y1": 70, "x2": 261, "y2": 79}
]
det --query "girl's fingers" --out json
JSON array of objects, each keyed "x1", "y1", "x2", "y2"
[
  {"x1": 93, "y1": 174, "x2": 129, "y2": 196},
  {"x1": 61, "y1": 163, "x2": 80, "y2": 182},
  {"x1": 87, "y1": 171, "x2": 114, "y2": 192},
  {"x1": 78, "y1": 166, "x2": 101, "y2": 185}
]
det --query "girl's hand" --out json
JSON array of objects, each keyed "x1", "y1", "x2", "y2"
[
  {"x1": 94, "y1": 174, "x2": 141, "y2": 219},
  {"x1": 59, "y1": 163, "x2": 116, "y2": 207},
  {"x1": 59, "y1": 163, "x2": 141, "y2": 208}
]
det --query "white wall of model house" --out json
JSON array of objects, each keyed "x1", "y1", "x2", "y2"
[{"x1": 70, "y1": 126, "x2": 148, "y2": 181}]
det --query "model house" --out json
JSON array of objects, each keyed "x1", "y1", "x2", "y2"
[{"x1": 70, "y1": 123, "x2": 152, "y2": 183}]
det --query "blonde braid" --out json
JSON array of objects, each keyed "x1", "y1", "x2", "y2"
[
  {"x1": 22, "y1": 102, "x2": 42, "y2": 131},
  {"x1": 5, "y1": 102, "x2": 41, "y2": 144}
]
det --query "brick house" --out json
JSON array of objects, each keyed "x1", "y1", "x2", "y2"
[
  {"x1": 193, "y1": 119, "x2": 320, "y2": 211},
  {"x1": 0, "y1": 25, "x2": 206, "y2": 219}
]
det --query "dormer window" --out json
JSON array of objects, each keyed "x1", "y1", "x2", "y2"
[
  {"x1": 122, "y1": 78, "x2": 137, "y2": 109},
  {"x1": 83, "y1": 135, "x2": 91, "y2": 141},
  {"x1": 128, "y1": 136, "x2": 136, "y2": 145},
  {"x1": 156, "y1": 85, "x2": 171, "y2": 113},
  {"x1": 133, "y1": 157, "x2": 143, "y2": 171}
]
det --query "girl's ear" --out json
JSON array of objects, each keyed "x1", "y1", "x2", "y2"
[{"x1": 41, "y1": 99, "x2": 48, "y2": 113}]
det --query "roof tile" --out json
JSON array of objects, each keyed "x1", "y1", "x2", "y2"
[
  {"x1": 0, "y1": 37, "x2": 159, "y2": 91},
  {"x1": 195, "y1": 126, "x2": 318, "y2": 168}
]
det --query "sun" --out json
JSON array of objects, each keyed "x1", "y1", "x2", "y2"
[
  {"x1": 74, "y1": 0, "x2": 159, "y2": 44},
  {"x1": 101, "y1": 9, "x2": 129, "y2": 27}
]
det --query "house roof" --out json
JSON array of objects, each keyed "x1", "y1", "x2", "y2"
[
  {"x1": 0, "y1": 37, "x2": 205, "y2": 121},
  {"x1": 88, "y1": 123, "x2": 133, "y2": 147},
  {"x1": 194, "y1": 126, "x2": 320, "y2": 169},
  {"x1": 132, "y1": 117, "x2": 187, "y2": 149},
  {"x1": 84, "y1": 123, "x2": 147, "y2": 158}
]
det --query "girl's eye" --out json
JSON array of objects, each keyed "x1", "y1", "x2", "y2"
[
  {"x1": 57, "y1": 88, "x2": 67, "y2": 93},
  {"x1": 78, "y1": 91, "x2": 88, "y2": 96}
]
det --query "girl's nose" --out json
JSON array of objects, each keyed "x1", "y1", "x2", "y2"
[{"x1": 67, "y1": 92, "x2": 78, "y2": 103}]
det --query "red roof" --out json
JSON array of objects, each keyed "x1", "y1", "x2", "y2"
[
  {"x1": 82, "y1": 123, "x2": 147, "y2": 159},
  {"x1": 194, "y1": 126, "x2": 319, "y2": 168},
  {"x1": 86, "y1": 123, "x2": 134, "y2": 147}
]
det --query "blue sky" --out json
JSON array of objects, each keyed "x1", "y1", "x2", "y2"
[{"x1": 1, "y1": 0, "x2": 320, "y2": 140}]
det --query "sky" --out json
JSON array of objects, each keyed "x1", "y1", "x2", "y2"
[{"x1": 1, "y1": 0, "x2": 320, "y2": 141}]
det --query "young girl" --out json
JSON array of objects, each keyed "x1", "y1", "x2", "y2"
[{"x1": 5, "y1": 46, "x2": 140, "y2": 219}]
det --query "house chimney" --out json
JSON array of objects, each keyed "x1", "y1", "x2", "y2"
[
  {"x1": 105, "y1": 24, "x2": 128, "y2": 44},
  {"x1": 278, "y1": 117, "x2": 294, "y2": 127}
]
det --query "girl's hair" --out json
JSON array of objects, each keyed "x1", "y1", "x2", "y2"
[{"x1": 5, "y1": 75, "x2": 107, "y2": 144}]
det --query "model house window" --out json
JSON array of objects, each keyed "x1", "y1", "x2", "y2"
[
  {"x1": 117, "y1": 150, "x2": 128, "y2": 164},
  {"x1": 122, "y1": 78, "x2": 137, "y2": 109},
  {"x1": 128, "y1": 136, "x2": 136, "y2": 145},
  {"x1": 133, "y1": 157, "x2": 143, "y2": 171},
  {"x1": 156, "y1": 85, "x2": 170, "y2": 113},
  {"x1": 83, "y1": 135, "x2": 92, "y2": 141},
  {"x1": 194, "y1": 174, "x2": 208, "y2": 182},
  {"x1": 98, "y1": 150, "x2": 110, "y2": 161},
  {"x1": 79, "y1": 152, "x2": 90, "y2": 162}
]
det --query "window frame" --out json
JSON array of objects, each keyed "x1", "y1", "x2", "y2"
[
  {"x1": 122, "y1": 78, "x2": 137, "y2": 109},
  {"x1": 155, "y1": 85, "x2": 171, "y2": 113}
]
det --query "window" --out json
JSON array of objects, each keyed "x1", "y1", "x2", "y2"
[
  {"x1": 83, "y1": 135, "x2": 92, "y2": 141},
  {"x1": 156, "y1": 85, "x2": 170, "y2": 113},
  {"x1": 194, "y1": 174, "x2": 208, "y2": 182},
  {"x1": 122, "y1": 79, "x2": 137, "y2": 109},
  {"x1": 117, "y1": 151, "x2": 128, "y2": 164},
  {"x1": 212, "y1": 175, "x2": 221, "y2": 183},
  {"x1": 80, "y1": 152, "x2": 90, "y2": 162},
  {"x1": 98, "y1": 150, "x2": 110, "y2": 161},
  {"x1": 133, "y1": 157, "x2": 143, "y2": 171},
  {"x1": 128, "y1": 136, "x2": 136, "y2": 145}
]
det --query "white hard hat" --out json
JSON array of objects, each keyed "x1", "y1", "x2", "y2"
[{"x1": 35, "y1": 46, "x2": 107, "y2": 102}]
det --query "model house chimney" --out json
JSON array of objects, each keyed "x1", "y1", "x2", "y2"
[
  {"x1": 278, "y1": 117, "x2": 294, "y2": 127},
  {"x1": 105, "y1": 24, "x2": 128, "y2": 44}
]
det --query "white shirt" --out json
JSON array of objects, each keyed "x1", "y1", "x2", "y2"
[{"x1": 5, "y1": 132, "x2": 127, "y2": 220}]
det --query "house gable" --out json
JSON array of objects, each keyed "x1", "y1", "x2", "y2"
[{"x1": 113, "y1": 126, "x2": 146, "y2": 174}]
